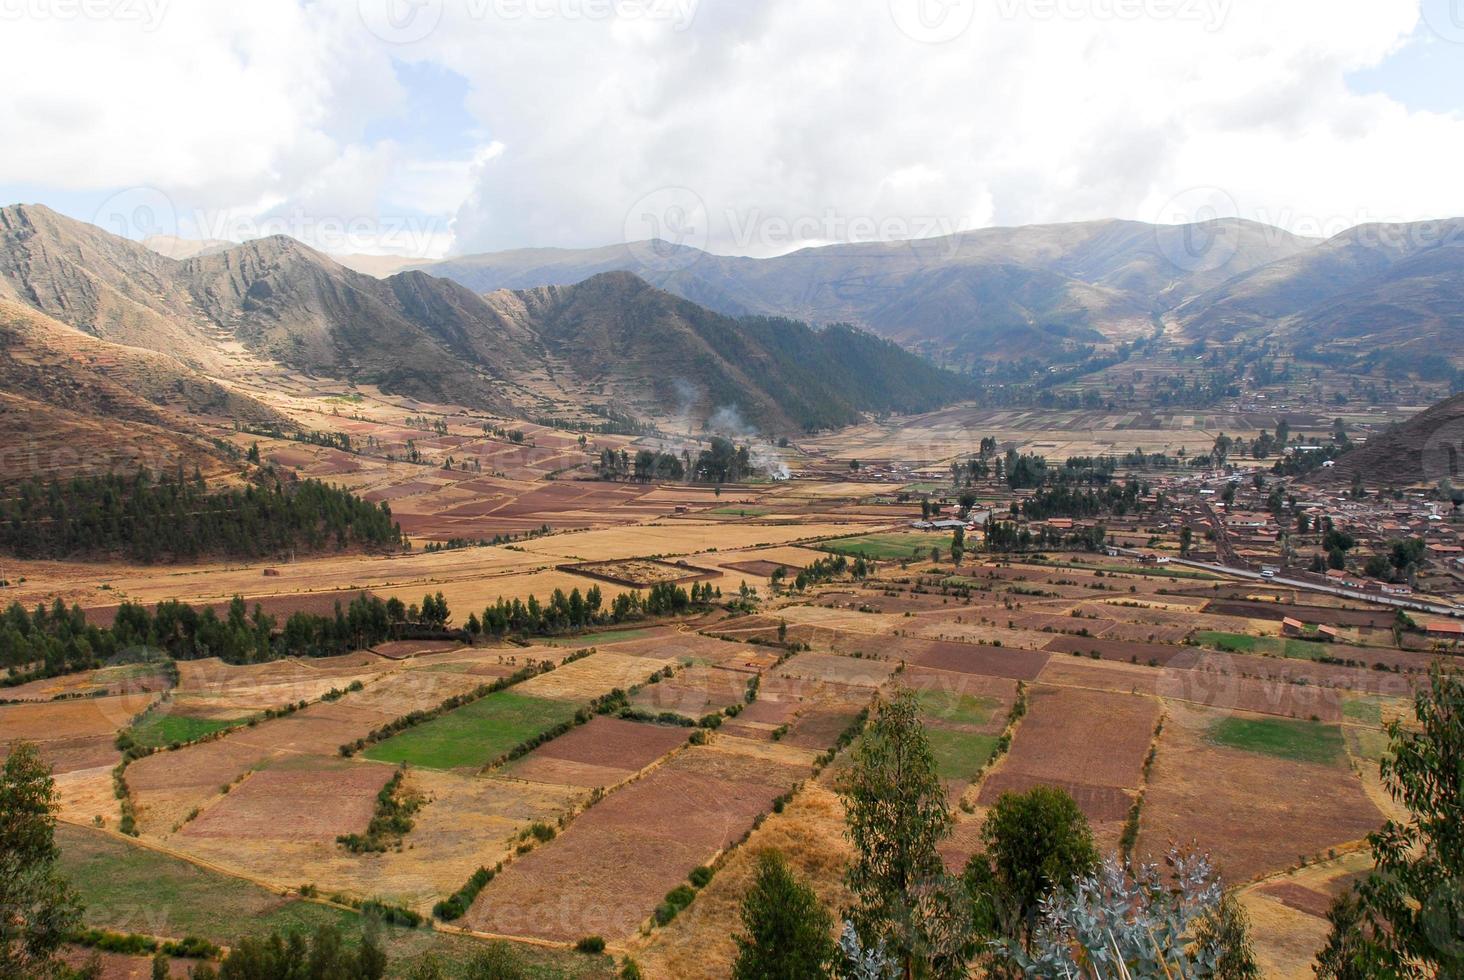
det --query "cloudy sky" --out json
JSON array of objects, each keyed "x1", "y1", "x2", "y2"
[{"x1": 1, "y1": 0, "x2": 1461, "y2": 258}]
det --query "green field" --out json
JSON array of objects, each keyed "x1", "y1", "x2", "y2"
[
  {"x1": 130, "y1": 713, "x2": 245, "y2": 748},
  {"x1": 363, "y1": 691, "x2": 580, "y2": 769},
  {"x1": 1194, "y1": 631, "x2": 1260, "y2": 654},
  {"x1": 1207, "y1": 717, "x2": 1346, "y2": 765},
  {"x1": 925, "y1": 729, "x2": 1000, "y2": 781},
  {"x1": 538, "y1": 627, "x2": 656, "y2": 648},
  {"x1": 820, "y1": 532, "x2": 952, "y2": 561},
  {"x1": 1342, "y1": 696, "x2": 1383, "y2": 725},
  {"x1": 55, "y1": 825, "x2": 612, "y2": 978},
  {"x1": 916, "y1": 689, "x2": 1000, "y2": 728},
  {"x1": 1193, "y1": 631, "x2": 1336, "y2": 662},
  {"x1": 709, "y1": 505, "x2": 772, "y2": 517}
]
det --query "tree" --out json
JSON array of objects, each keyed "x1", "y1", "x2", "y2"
[
  {"x1": 216, "y1": 924, "x2": 385, "y2": 979},
  {"x1": 0, "y1": 741, "x2": 82, "y2": 979},
  {"x1": 1004, "y1": 849, "x2": 1256, "y2": 978},
  {"x1": 1193, "y1": 892, "x2": 1261, "y2": 979},
  {"x1": 1315, "y1": 663, "x2": 1464, "y2": 978},
  {"x1": 965, "y1": 786, "x2": 1098, "y2": 956},
  {"x1": 1179, "y1": 526, "x2": 1193, "y2": 557},
  {"x1": 838, "y1": 687, "x2": 960, "y2": 978},
  {"x1": 732, "y1": 850, "x2": 838, "y2": 979}
]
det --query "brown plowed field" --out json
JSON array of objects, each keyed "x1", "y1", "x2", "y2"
[
  {"x1": 507, "y1": 716, "x2": 689, "y2": 787},
  {"x1": 1137, "y1": 706, "x2": 1382, "y2": 883},
  {"x1": 463, "y1": 742, "x2": 808, "y2": 943}
]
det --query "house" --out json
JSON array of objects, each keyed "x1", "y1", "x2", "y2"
[
  {"x1": 1281, "y1": 617, "x2": 1307, "y2": 637},
  {"x1": 1325, "y1": 569, "x2": 1364, "y2": 589}
]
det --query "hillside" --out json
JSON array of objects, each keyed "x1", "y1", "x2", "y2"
[
  {"x1": 416, "y1": 219, "x2": 1317, "y2": 361},
  {"x1": 1323, "y1": 392, "x2": 1464, "y2": 488},
  {"x1": 1177, "y1": 219, "x2": 1464, "y2": 374},
  {"x1": 0, "y1": 207, "x2": 973, "y2": 433},
  {"x1": 0, "y1": 299, "x2": 282, "y2": 482},
  {"x1": 486, "y1": 272, "x2": 974, "y2": 431}
]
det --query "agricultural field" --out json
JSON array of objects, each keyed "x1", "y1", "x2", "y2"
[
  {"x1": 819, "y1": 531, "x2": 952, "y2": 560},
  {"x1": 364, "y1": 691, "x2": 582, "y2": 770},
  {"x1": 2, "y1": 373, "x2": 1449, "y2": 979}
]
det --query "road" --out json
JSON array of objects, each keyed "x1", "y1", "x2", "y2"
[{"x1": 1108, "y1": 547, "x2": 1464, "y2": 620}]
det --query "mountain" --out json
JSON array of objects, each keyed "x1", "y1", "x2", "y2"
[
  {"x1": 485, "y1": 272, "x2": 974, "y2": 431},
  {"x1": 414, "y1": 219, "x2": 1318, "y2": 361},
  {"x1": 1177, "y1": 219, "x2": 1464, "y2": 374},
  {"x1": 0, "y1": 206, "x2": 972, "y2": 433},
  {"x1": 1323, "y1": 392, "x2": 1464, "y2": 488},
  {"x1": 0, "y1": 205, "x2": 539, "y2": 410},
  {"x1": 0, "y1": 299, "x2": 281, "y2": 482}
]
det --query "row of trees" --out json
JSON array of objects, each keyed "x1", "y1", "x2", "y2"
[
  {"x1": 2, "y1": 592, "x2": 452, "y2": 680},
  {"x1": 597, "y1": 448, "x2": 687, "y2": 482},
  {"x1": 983, "y1": 519, "x2": 1108, "y2": 554},
  {"x1": 0, "y1": 470, "x2": 402, "y2": 562},
  {"x1": 472, "y1": 581, "x2": 727, "y2": 638},
  {"x1": 1015, "y1": 480, "x2": 1147, "y2": 521},
  {"x1": 595, "y1": 437, "x2": 757, "y2": 485}
]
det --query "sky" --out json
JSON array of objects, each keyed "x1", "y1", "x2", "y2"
[{"x1": 1, "y1": 0, "x2": 1461, "y2": 259}]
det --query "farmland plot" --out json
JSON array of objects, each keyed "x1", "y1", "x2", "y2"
[
  {"x1": 462, "y1": 738, "x2": 810, "y2": 943},
  {"x1": 1137, "y1": 705, "x2": 1383, "y2": 883}
]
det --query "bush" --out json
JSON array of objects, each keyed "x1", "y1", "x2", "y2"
[
  {"x1": 575, "y1": 936, "x2": 606, "y2": 954},
  {"x1": 689, "y1": 866, "x2": 714, "y2": 888}
]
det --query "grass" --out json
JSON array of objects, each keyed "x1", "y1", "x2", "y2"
[
  {"x1": 57, "y1": 822, "x2": 353, "y2": 944},
  {"x1": 129, "y1": 713, "x2": 245, "y2": 748},
  {"x1": 363, "y1": 691, "x2": 581, "y2": 769},
  {"x1": 1193, "y1": 631, "x2": 1338, "y2": 662},
  {"x1": 1346, "y1": 727, "x2": 1390, "y2": 764},
  {"x1": 1207, "y1": 717, "x2": 1346, "y2": 766},
  {"x1": 55, "y1": 824, "x2": 612, "y2": 978},
  {"x1": 538, "y1": 627, "x2": 655, "y2": 648},
  {"x1": 820, "y1": 532, "x2": 952, "y2": 561},
  {"x1": 925, "y1": 729, "x2": 1001, "y2": 781},
  {"x1": 1194, "y1": 631, "x2": 1259, "y2": 654},
  {"x1": 916, "y1": 689, "x2": 1000, "y2": 728},
  {"x1": 1342, "y1": 697, "x2": 1383, "y2": 726}
]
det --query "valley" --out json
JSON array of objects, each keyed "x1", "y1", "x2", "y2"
[{"x1": 0, "y1": 208, "x2": 1459, "y2": 980}]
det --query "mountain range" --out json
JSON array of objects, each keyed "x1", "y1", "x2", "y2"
[
  {"x1": 412, "y1": 217, "x2": 1464, "y2": 375},
  {"x1": 0, "y1": 204, "x2": 972, "y2": 455}
]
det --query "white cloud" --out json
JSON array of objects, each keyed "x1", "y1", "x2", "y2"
[{"x1": 1, "y1": 0, "x2": 1460, "y2": 257}]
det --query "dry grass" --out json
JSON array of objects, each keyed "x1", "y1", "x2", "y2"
[{"x1": 629, "y1": 782, "x2": 854, "y2": 979}]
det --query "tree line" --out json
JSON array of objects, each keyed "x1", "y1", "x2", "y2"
[
  {"x1": 471, "y1": 581, "x2": 728, "y2": 638},
  {"x1": 2, "y1": 592, "x2": 452, "y2": 682},
  {"x1": 0, "y1": 470, "x2": 403, "y2": 562}
]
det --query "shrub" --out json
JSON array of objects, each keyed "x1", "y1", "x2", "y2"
[
  {"x1": 689, "y1": 866, "x2": 714, "y2": 888},
  {"x1": 575, "y1": 936, "x2": 606, "y2": 954}
]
